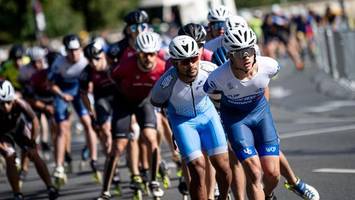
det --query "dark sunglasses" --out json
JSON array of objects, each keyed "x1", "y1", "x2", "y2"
[
  {"x1": 140, "y1": 52, "x2": 157, "y2": 57},
  {"x1": 230, "y1": 47, "x2": 255, "y2": 59},
  {"x1": 0, "y1": 101, "x2": 13, "y2": 106},
  {"x1": 129, "y1": 23, "x2": 149, "y2": 33},
  {"x1": 176, "y1": 56, "x2": 199, "y2": 65},
  {"x1": 211, "y1": 21, "x2": 225, "y2": 30}
]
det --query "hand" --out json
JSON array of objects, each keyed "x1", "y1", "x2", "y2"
[
  {"x1": 62, "y1": 94, "x2": 74, "y2": 102},
  {"x1": 44, "y1": 105, "x2": 55, "y2": 115}
]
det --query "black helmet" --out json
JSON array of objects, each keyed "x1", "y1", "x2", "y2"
[
  {"x1": 9, "y1": 44, "x2": 25, "y2": 60},
  {"x1": 178, "y1": 23, "x2": 207, "y2": 46},
  {"x1": 83, "y1": 41, "x2": 104, "y2": 60},
  {"x1": 106, "y1": 44, "x2": 121, "y2": 60},
  {"x1": 124, "y1": 10, "x2": 149, "y2": 25},
  {"x1": 63, "y1": 34, "x2": 81, "y2": 50}
]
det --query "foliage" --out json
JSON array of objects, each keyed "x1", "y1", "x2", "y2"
[{"x1": 0, "y1": 0, "x2": 139, "y2": 44}]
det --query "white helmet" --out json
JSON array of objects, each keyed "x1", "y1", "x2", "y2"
[
  {"x1": 28, "y1": 46, "x2": 47, "y2": 61},
  {"x1": 207, "y1": 5, "x2": 230, "y2": 22},
  {"x1": 223, "y1": 26, "x2": 257, "y2": 51},
  {"x1": 136, "y1": 31, "x2": 161, "y2": 53},
  {"x1": 225, "y1": 15, "x2": 248, "y2": 30},
  {"x1": 169, "y1": 35, "x2": 199, "y2": 59},
  {"x1": 0, "y1": 80, "x2": 15, "y2": 102}
]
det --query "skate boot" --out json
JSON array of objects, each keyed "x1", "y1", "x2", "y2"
[
  {"x1": 265, "y1": 192, "x2": 277, "y2": 200},
  {"x1": 14, "y1": 193, "x2": 24, "y2": 200},
  {"x1": 178, "y1": 177, "x2": 189, "y2": 200},
  {"x1": 130, "y1": 175, "x2": 144, "y2": 200},
  {"x1": 53, "y1": 166, "x2": 67, "y2": 189},
  {"x1": 18, "y1": 170, "x2": 27, "y2": 189},
  {"x1": 48, "y1": 186, "x2": 59, "y2": 200},
  {"x1": 140, "y1": 169, "x2": 150, "y2": 195},
  {"x1": 158, "y1": 160, "x2": 171, "y2": 189},
  {"x1": 41, "y1": 142, "x2": 51, "y2": 161},
  {"x1": 90, "y1": 160, "x2": 102, "y2": 184},
  {"x1": 149, "y1": 181, "x2": 164, "y2": 200},
  {"x1": 284, "y1": 178, "x2": 320, "y2": 200},
  {"x1": 112, "y1": 168, "x2": 121, "y2": 196},
  {"x1": 97, "y1": 191, "x2": 111, "y2": 200},
  {"x1": 79, "y1": 146, "x2": 89, "y2": 171},
  {"x1": 64, "y1": 151, "x2": 73, "y2": 174}
]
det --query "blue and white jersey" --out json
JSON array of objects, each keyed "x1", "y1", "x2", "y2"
[
  {"x1": 205, "y1": 36, "x2": 223, "y2": 52},
  {"x1": 151, "y1": 61, "x2": 217, "y2": 117},
  {"x1": 204, "y1": 56, "x2": 279, "y2": 111},
  {"x1": 48, "y1": 54, "x2": 88, "y2": 93}
]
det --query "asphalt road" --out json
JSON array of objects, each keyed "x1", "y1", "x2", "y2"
[{"x1": 1, "y1": 58, "x2": 355, "y2": 200}]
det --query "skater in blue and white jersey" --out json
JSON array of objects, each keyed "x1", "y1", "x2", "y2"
[
  {"x1": 151, "y1": 35, "x2": 232, "y2": 200},
  {"x1": 204, "y1": 26, "x2": 280, "y2": 200}
]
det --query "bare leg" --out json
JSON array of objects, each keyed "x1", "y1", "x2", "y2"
[
  {"x1": 261, "y1": 156, "x2": 280, "y2": 197},
  {"x1": 187, "y1": 156, "x2": 207, "y2": 200},
  {"x1": 243, "y1": 156, "x2": 265, "y2": 200},
  {"x1": 229, "y1": 147, "x2": 246, "y2": 200},
  {"x1": 209, "y1": 153, "x2": 232, "y2": 200}
]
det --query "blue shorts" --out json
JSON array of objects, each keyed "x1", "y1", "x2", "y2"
[
  {"x1": 169, "y1": 105, "x2": 228, "y2": 163},
  {"x1": 54, "y1": 93, "x2": 89, "y2": 123},
  {"x1": 221, "y1": 98, "x2": 279, "y2": 161}
]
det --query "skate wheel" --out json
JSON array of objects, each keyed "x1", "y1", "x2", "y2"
[
  {"x1": 163, "y1": 176, "x2": 171, "y2": 189},
  {"x1": 182, "y1": 194, "x2": 188, "y2": 200},
  {"x1": 133, "y1": 190, "x2": 143, "y2": 200}
]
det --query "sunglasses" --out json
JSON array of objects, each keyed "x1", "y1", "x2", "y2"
[
  {"x1": 230, "y1": 47, "x2": 255, "y2": 59},
  {"x1": 129, "y1": 23, "x2": 149, "y2": 33},
  {"x1": 176, "y1": 56, "x2": 199, "y2": 65},
  {"x1": 0, "y1": 101, "x2": 13, "y2": 106},
  {"x1": 139, "y1": 52, "x2": 157, "y2": 57},
  {"x1": 211, "y1": 21, "x2": 225, "y2": 30}
]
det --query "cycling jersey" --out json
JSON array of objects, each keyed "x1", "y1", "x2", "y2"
[
  {"x1": 29, "y1": 69, "x2": 53, "y2": 102},
  {"x1": 79, "y1": 65, "x2": 116, "y2": 126},
  {"x1": 203, "y1": 56, "x2": 280, "y2": 161},
  {"x1": 151, "y1": 61, "x2": 228, "y2": 162},
  {"x1": 48, "y1": 55, "x2": 88, "y2": 95},
  {"x1": 111, "y1": 54, "x2": 166, "y2": 104},
  {"x1": 79, "y1": 65, "x2": 116, "y2": 99},
  {"x1": 0, "y1": 98, "x2": 35, "y2": 134},
  {"x1": 204, "y1": 36, "x2": 223, "y2": 52},
  {"x1": 49, "y1": 55, "x2": 89, "y2": 122}
]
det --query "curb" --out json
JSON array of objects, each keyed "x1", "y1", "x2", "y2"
[{"x1": 312, "y1": 70, "x2": 355, "y2": 100}]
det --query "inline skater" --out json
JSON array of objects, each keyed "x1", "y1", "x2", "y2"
[
  {"x1": 97, "y1": 31, "x2": 165, "y2": 200},
  {"x1": 49, "y1": 34, "x2": 99, "y2": 188},
  {"x1": 206, "y1": 5, "x2": 230, "y2": 41},
  {"x1": 151, "y1": 35, "x2": 232, "y2": 200},
  {"x1": 204, "y1": 26, "x2": 280, "y2": 200},
  {"x1": 0, "y1": 80, "x2": 58, "y2": 200},
  {"x1": 211, "y1": 25, "x2": 319, "y2": 200}
]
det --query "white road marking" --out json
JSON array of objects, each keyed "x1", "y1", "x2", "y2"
[
  {"x1": 270, "y1": 86, "x2": 292, "y2": 99},
  {"x1": 280, "y1": 124, "x2": 355, "y2": 139},
  {"x1": 294, "y1": 117, "x2": 355, "y2": 124},
  {"x1": 313, "y1": 168, "x2": 355, "y2": 174},
  {"x1": 300, "y1": 100, "x2": 355, "y2": 113}
]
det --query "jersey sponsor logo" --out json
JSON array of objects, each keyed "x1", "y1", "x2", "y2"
[
  {"x1": 227, "y1": 82, "x2": 234, "y2": 90},
  {"x1": 265, "y1": 147, "x2": 277, "y2": 153},
  {"x1": 160, "y1": 75, "x2": 173, "y2": 89},
  {"x1": 243, "y1": 148, "x2": 253, "y2": 155}
]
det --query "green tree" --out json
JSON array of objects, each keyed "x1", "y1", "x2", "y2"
[
  {"x1": 42, "y1": 0, "x2": 84, "y2": 38},
  {"x1": 70, "y1": 0, "x2": 139, "y2": 31}
]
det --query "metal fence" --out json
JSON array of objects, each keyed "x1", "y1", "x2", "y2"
[{"x1": 315, "y1": 27, "x2": 355, "y2": 82}]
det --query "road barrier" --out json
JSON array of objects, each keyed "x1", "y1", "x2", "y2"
[{"x1": 315, "y1": 27, "x2": 355, "y2": 82}]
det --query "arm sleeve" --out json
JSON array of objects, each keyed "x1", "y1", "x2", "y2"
[
  {"x1": 203, "y1": 71, "x2": 221, "y2": 94},
  {"x1": 79, "y1": 66, "x2": 91, "y2": 92},
  {"x1": 150, "y1": 69, "x2": 177, "y2": 108},
  {"x1": 16, "y1": 98, "x2": 36, "y2": 121}
]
